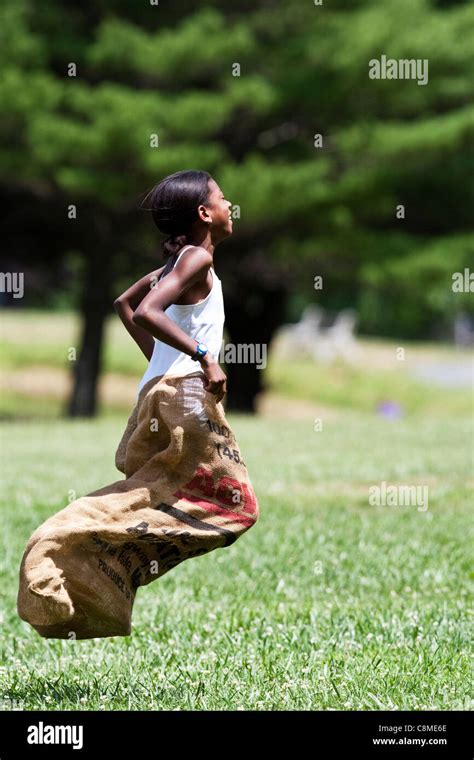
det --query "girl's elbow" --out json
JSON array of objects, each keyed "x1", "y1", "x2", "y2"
[
  {"x1": 113, "y1": 296, "x2": 126, "y2": 313},
  {"x1": 132, "y1": 309, "x2": 152, "y2": 329}
]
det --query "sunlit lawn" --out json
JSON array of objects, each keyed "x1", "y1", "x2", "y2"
[
  {"x1": 1, "y1": 309, "x2": 472, "y2": 418},
  {"x1": 0, "y1": 310, "x2": 471, "y2": 710},
  {"x1": 0, "y1": 410, "x2": 471, "y2": 710}
]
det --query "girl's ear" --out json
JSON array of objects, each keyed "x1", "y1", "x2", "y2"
[{"x1": 197, "y1": 204, "x2": 212, "y2": 224}]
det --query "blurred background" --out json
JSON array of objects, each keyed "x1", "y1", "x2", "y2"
[{"x1": 1, "y1": 0, "x2": 473, "y2": 419}]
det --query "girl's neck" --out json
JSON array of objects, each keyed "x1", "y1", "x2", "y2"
[{"x1": 187, "y1": 228, "x2": 218, "y2": 257}]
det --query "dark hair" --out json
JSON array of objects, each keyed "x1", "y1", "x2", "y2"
[{"x1": 140, "y1": 170, "x2": 212, "y2": 259}]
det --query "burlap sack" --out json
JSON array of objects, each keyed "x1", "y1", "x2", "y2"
[{"x1": 17, "y1": 372, "x2": 259, "y2": 640}]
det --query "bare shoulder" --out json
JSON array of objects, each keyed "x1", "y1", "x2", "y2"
[{"x1": 175, "y1": 245, "x2": 213, "y2": 271}]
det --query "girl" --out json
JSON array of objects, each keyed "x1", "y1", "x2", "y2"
[
  {"x1": 114, "y1": 170, "x2": 231, "y2": 402},
  {"x1": 17, "y1": 170, "x2": 259, "y2": 640}
]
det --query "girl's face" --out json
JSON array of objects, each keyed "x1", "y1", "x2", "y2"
[{"x1": 203, "y1": 179, "x2": 233, "y2": 239}]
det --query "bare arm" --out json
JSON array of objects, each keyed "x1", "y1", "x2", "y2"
[
  {"x1": 132, "y1": 249, "x2": 211, "y2": 357},
  {"x1": 132, "y1": 247, "x2": 227, "y2": 400},
  {"x1": 113, "y1": 265, "x2": 166, "y2": 361}
]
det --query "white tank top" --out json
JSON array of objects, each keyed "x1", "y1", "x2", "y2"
[{"x1": 137, "y1": 245, "x2": 225, "y2": 394}]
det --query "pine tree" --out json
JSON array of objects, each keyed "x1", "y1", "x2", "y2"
[{"x1": 1, "y1": 0, "x2": 472, "y2": 412}]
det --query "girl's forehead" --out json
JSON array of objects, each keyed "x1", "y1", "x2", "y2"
[{"x1": 208, "y1": 179, "x2": 221, "y2": 195}]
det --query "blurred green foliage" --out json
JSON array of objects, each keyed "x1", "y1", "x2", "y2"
[{"x1": 1, "y1": 0, "x2": 473, "y2": 337}]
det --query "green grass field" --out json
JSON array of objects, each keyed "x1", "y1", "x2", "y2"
[
  {"x1": 1, "y1": 309, "x2": 473, "y2": 418},
  {"x1": 0, "y1": 310, "x2": 472, "y2": 710},
  {"x1": 1, "y1": 412, "x2": 472, "y2": 710}
]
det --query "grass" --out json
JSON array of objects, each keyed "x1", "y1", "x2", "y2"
[
  {"x1": 0, "y1": 309, "x2": 472, "y2": 709},
  {"x1": 1, "y1": 309, "x2": 472, "y2": 418},
  {"x1": 0, "y1": 309, "x2": 148, "y2": 377},
  {"x1": 266, "y1": 356, "x2": 473, "y2": 417},
  {"x1": 0, "y1": 412, "x2": 472, "y2": 710}
]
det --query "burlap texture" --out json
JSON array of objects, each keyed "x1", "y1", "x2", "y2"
[{"x1": 17, "y1": 372, "x2": 259, "y2": 639}]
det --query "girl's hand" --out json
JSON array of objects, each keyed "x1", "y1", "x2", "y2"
[{"x1": 199, "y1": 355, "x2": 227, "y2": 402}]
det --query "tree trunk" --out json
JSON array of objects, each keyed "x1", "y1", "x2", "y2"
[
  {"x1": 66, "y1": 238, "x2": 111, "y2": 417},
  {"x1": 223, "y1": 273, "x2": 287, "y2": 412}
]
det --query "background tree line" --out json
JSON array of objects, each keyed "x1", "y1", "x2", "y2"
[{"x1": 1, "y1": 0, "x2": 473, "y2": 414}]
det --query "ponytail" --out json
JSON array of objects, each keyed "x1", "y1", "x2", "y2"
[{"x1": 162, "y1": 233, "x2": 190, "y2": 258}]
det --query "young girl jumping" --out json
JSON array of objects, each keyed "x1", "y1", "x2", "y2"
[
  {"x1": 17, "y1": 170, "x2": 259, "y2": 640},
  {"x1": 114, "y1": 170, "x2": 230, "y2": 403}
]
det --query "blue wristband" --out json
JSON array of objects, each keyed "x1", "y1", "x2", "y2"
[{"x1": 193, "y1": 342, "x2": 208, "y2": 361}]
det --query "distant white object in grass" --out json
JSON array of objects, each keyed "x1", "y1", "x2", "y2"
[{"x1": 274, "y1": 305, "x2": 360, "y2": 365}]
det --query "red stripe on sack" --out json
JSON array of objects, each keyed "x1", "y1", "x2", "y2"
[
  {"x1": 182, "y1": 467, "x2": 258, "y2": 517},
  {"x1": 173, "y1": 490, "x2": 255, "y2": 528}
]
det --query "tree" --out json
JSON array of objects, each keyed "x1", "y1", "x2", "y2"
[{"x1": 1, "y1": 0, "x2": 473, "y2": 413}]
